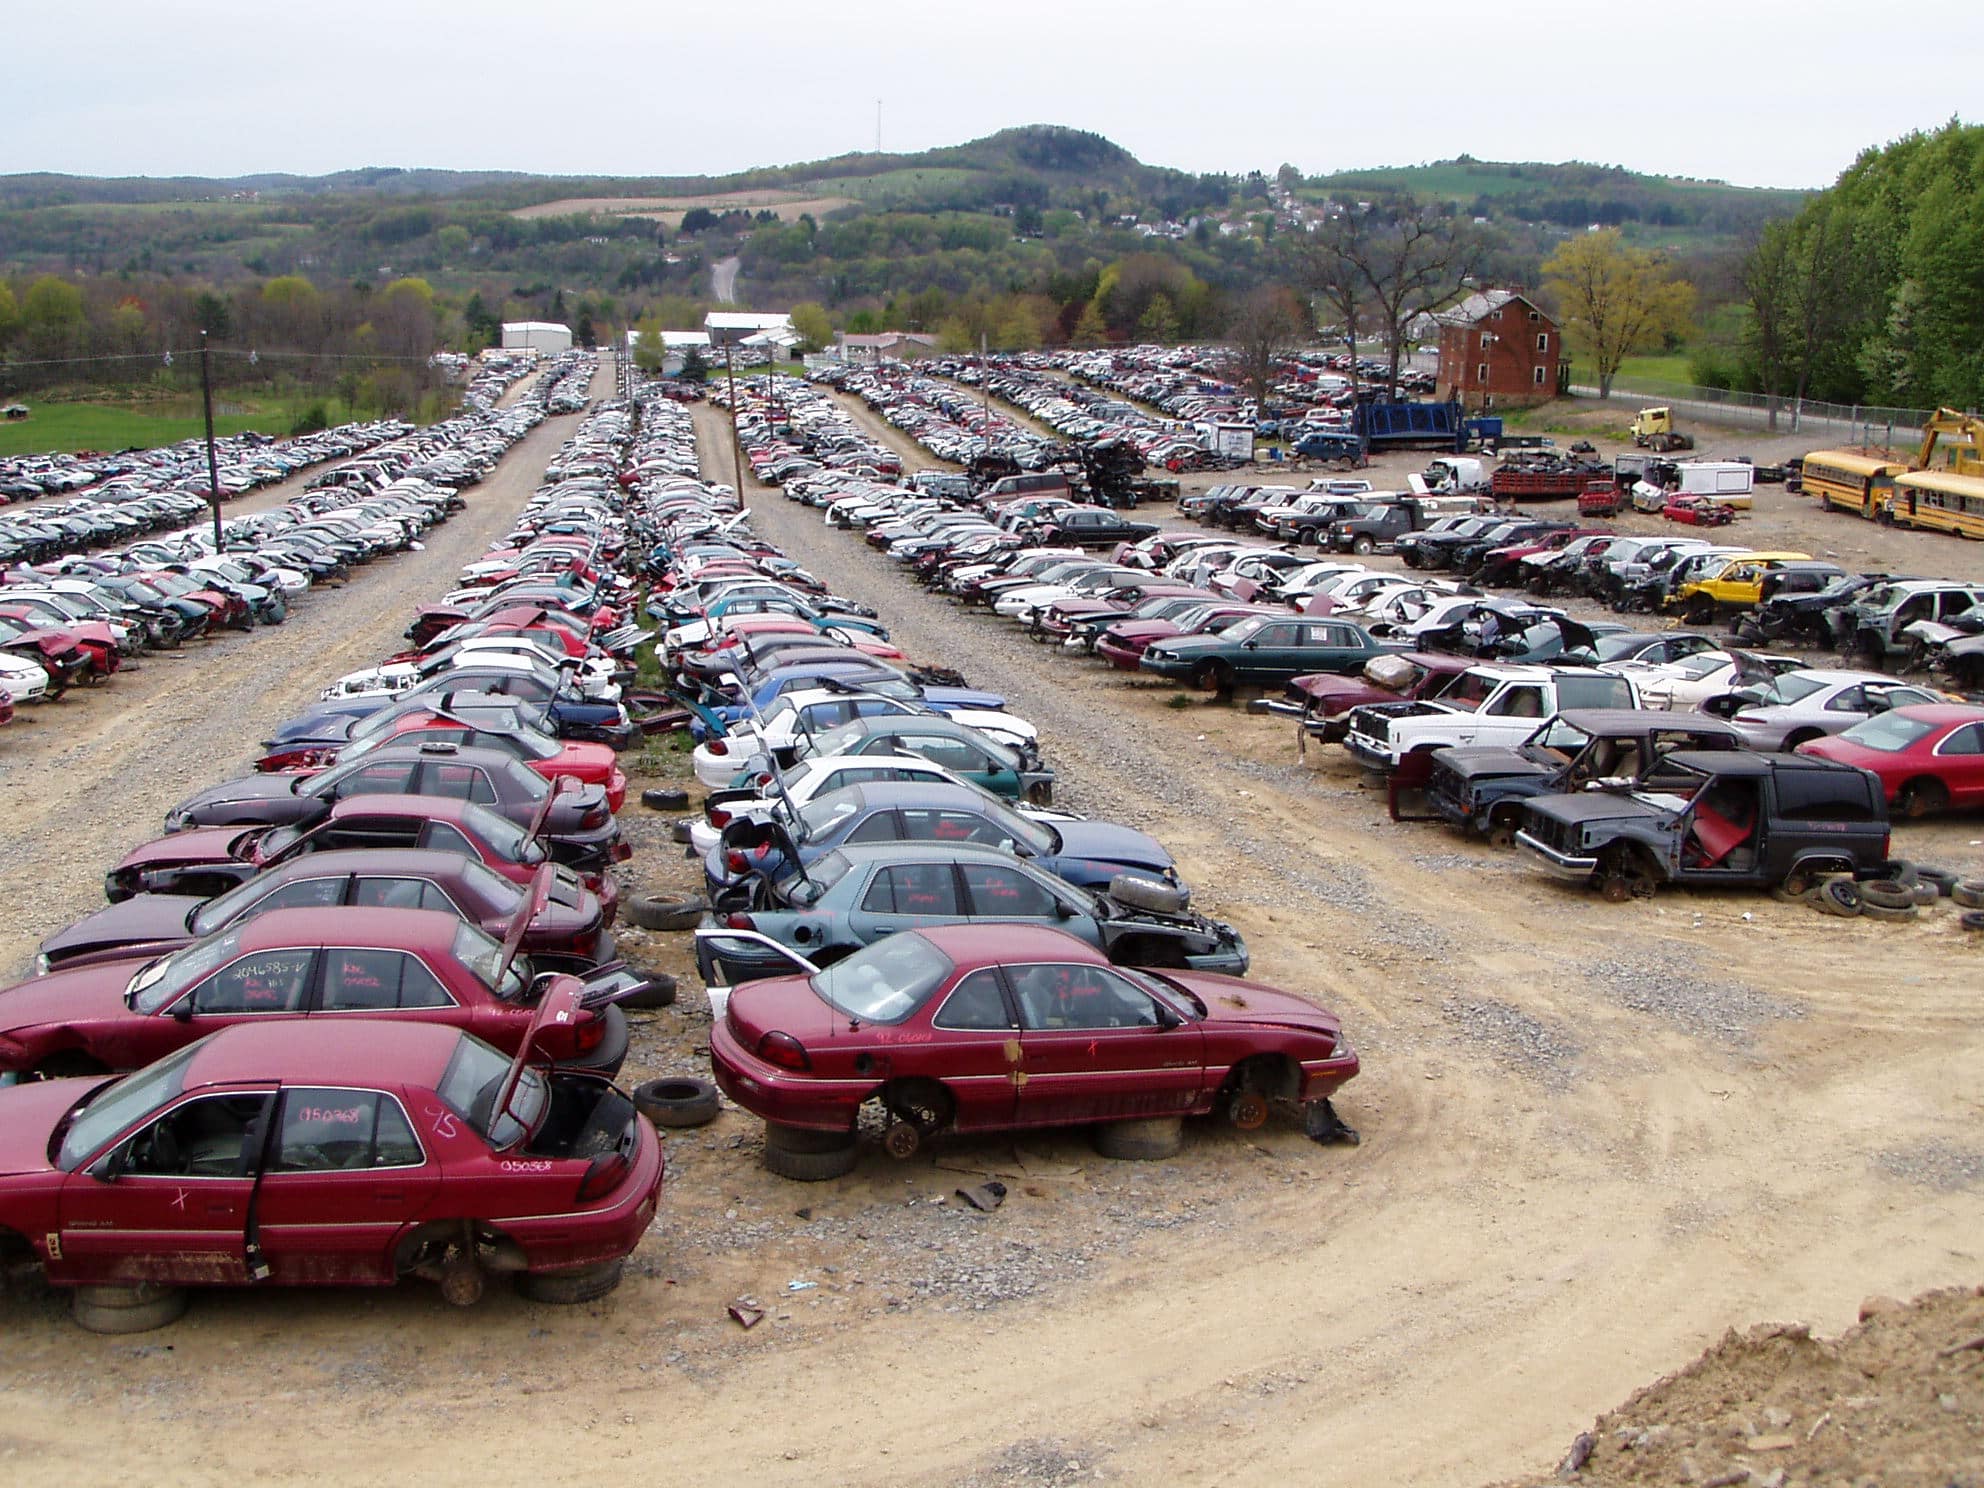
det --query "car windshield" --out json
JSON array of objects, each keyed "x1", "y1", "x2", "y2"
[
  {"x1": 809, "y1": 934, "x2": 955, "y2": 1025},
  {"x1": 775, "y1": 850, "x2": 853, "y2": 907},
  {"x1": 451, "y1": 919, "x2": 527, "y2": 999},
  {"x1": 1836, "y1": 711, "x2": 1940, "y2": 752},
  {"x1": 1669, "y1": 653, "x2": 1732, "y2": 680},
  {"x1": 55, "y1": 1041, "x2": 204, "y2": 1172},
  {"x1": 128, "y1": 927, "x2": 243, "y2": 1014},
  {"x1": 1753, "y1": 674, "x2": 1830, "y2": 707},
  {"x1": 797, "y1": 790, "x2": 864, "y2": 843},
  {"x1": 189, "y1": 875, "x2": 285, "y2": 936},
  {"x1": 463, "y1": 801, "x2": 542, "y2": 863},
  {"x1": 434, "y1": 1032, "x2": 544, "y2": 1149}
]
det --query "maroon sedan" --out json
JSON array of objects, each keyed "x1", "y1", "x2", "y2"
[
  {"x1": 104, "y1": 793, "x2": 621, "y2": 925},
  {"x1": 41, "y1": 852, "x2": 611, "y2": 973},
  {"x1": 0, "y1": 905, "x2": 640, "y2": 1080},
  {"x1": 1265, "y1": 652, "x2": 1475, "y2": 744},
  {"x1": 0, "y1": 1007, "x2": 661, "y2": 1329},
  {"x1": 1094, "y1": 602, "x2": 1276, "y2": 672},
  {"x1": 1799, "y1": 703, "x2": 1984, "y2": 818},
  {"x1": 704, "y1": 923, "x2": 1358, "y2": 1180}
]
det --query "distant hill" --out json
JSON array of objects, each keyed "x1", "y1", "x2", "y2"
[{"x1": 1306, "y1": 156, "x2": 1806, "y2": 239}]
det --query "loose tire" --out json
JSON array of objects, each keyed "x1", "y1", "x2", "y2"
[
  {"x1": 71, "y1": 1283, "x2": 188, "y2": 1335},
  {"x1": 1858, "y1": 878, "x2": 1916, "y2": 911},
  {"x1": 1107, "y1": 871, "x2": 1190, "y2": 915},
  {"x1": 634, "y1": 1076, "x2": 721, "y2": 1129},
  {"x1": 1960, "y1": 910, "x2": 1984, "y2": 933},
  {"x1": 618, "y1": 971, "x2": 678, "y2": 1010},
  {"x1": 625, "y1": 894, "x2": 708, "y2": 932},
  {"x1": 1955, "y1": 880, "x2": 1984, "y2": 910},
  {"x1": 1908, "y1": 880, "x2": 1941, "y2": 907},
  {"x1": 1916, "y1": 866, "x2": 1958, "y2": 897},
  {"x1": 1812, "y1": 878, "x2": 1863, "y2": 917},
  {"x1": 762, "y1": 1128, "x2": 859, "y2": 1182},
  {"x1": 1093, "y1": 1116, "x2": 1183, "y2": 1161},
  {"x1": 1860, "y1": 900, "x2": 1918, "y2": 924},
  {"x1": 516, "y1": 1258, "x2": 625, "y2": 1305},
  {"x1": 641, "y1": 787, "x2": 691, "y2": 812}
]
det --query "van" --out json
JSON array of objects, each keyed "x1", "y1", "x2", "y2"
[{"x1": 981, "y1": 471, "x2": 1073, "y2": 505}]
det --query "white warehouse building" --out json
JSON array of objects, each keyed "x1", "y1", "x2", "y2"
[{"x1": 501, "y1": 321, "x2": 573, "y2": 355}]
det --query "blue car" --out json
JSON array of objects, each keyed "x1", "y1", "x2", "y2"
[
  {"x1": 702, "y1": 781, "x2": 1178, "y2": 899},
  {"x1": 689, "y1": 659, "x2": 1006, "y2": 739}
]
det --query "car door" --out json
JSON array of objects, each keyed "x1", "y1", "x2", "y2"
[
  {"x1": 957, "y1": 860, "x2": 1073, "y2": 932},
  {"x1": 847, "y1": 863, "x2": 966, "y2": 941},
  {"x1": 890, "y1": 731, "x2": 1008, "y2": 795},
  {"x1": 253, "y1": 1086, "x2": 439, "y2": 1285},
  {"x1": 926, "y1": 967, "x2": 1024, "y2": 1130},
  {"x1": 57, "y1": 1088, "x2": 276, "y2": 1285},
  {"x1": 1010, "y1": 963, "x2": 1207, "y2": 1127},
  {"x1": 1934, "y1": 722, "x2": 1984, "y2": 806},
  {"x1": 327, "y1": 760, "x2": 421, "y2": 801},
  {"x1": 1238, "y1": 621, "x2": 1302, "y2": 682},
  {"x1": 119, "y1": 949, "x2": 320, "y2": 1070}
]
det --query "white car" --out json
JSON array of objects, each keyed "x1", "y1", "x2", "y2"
[
  {"x1": 0, "y1": 652, "x2": 52, "y2": 704},
  {"x1": 1613, "y1": 650, "x2": 1801, "y2": 710},
  {"x1": 692, "y1": 688, "x2": 1038, "y2": 789}
]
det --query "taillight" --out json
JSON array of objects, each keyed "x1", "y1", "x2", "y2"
[
  {"x1": 708, "y1": 806, "x2": 733, "y2": 828},
  {"x1": 757, "y1": 1031, "x2": 810, "y2": 1071},
  {"x1": 708, "y1": 739, "x2": 729, "y2": 756},
  {"x1": 573, "y1": 1014, "x2": 606, "y2": 1053},
  {"x1": 725, "y1": 912, "x2": 756, "y2": 931},
  {"x1": 577, "y1": 1152, "x2": 630, "y2": 1202},
  {"x1": 581, "y1": 807, "x2": 608, "y2": 829},
  {"x1": 725, "y1": 850, "x2": 750, "y2": 875}
]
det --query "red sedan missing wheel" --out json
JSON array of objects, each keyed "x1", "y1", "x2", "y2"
[{"x1": 702, "y1": 922, "x2": 1358, "y2": 1180}]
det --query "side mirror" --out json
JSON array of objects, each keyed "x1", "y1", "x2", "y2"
[
  {"x1": 170, "y1": 1001, "x2": 194, "y2": 1023},
  {"x1": 1054, "y1": 899, "x2": 1078, "y2": 919},
  {"x1": 88, "y1": 1148, "x2": 124, "y2": 1182},
  {"x1": 1154, "y1": 1003, "x2": 1184, "y2": 1030}
]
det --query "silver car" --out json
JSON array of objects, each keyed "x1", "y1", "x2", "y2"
[{"x1": 1721, "y1": 668, "x2": 1946, "y2": 750}]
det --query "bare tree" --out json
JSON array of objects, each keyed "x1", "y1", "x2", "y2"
[
  {"x1": 1282, "y1": 203, "x2": 1482, "y2": 398},
  {"x1": 1223, "y1": 287, "x2": 1307, "y2": 410}
]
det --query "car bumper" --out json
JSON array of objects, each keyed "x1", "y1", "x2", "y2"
[
  {"x1": 1138, "y1": 655, "x2": 1197, "y2": 680},
  {"x1": 1343, "y1": 733, "x2": 1397, "y2": 771},
  {"x1": 1514, "y1": 830, "x2": 1598, "y2": 879},
  {"x1": 507, "y1": 1120, "x2": 663, "y2": 1273},
  {"x1": 709, "y1": 1019, "x2": 865, "y2": 1134},
  {"x1": 1299, "y1": 1044, "x2": 1360, "y2": 1102}
]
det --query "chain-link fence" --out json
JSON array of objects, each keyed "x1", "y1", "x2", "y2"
[{"x1": 1565, "y1": 373, "x2": 1936, "y2": 448}]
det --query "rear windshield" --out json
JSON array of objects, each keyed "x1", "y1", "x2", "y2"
[
  {"x1": 1836, "y1": 712, "x2": 1938, "y2": 753},
  {"x1": 435, "y1": 1032, "x2": 543, "y2": 1149},
  {"x1": 1558, "y1": 674, "x2": 1636, "y2": 710},
  {"x1": 810, "y1": 935, "x2": 955, "y2": 1025}
]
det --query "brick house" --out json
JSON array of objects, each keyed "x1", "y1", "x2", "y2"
[{"x1": 1434, "y1": 290, "x2": 1560, "y2": 409}]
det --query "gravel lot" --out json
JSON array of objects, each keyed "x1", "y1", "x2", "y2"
[{"x1": 1, "y1": 368, "x2": 1978, "y2": 1488}]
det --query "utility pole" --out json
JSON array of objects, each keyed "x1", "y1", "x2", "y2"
[
  {"x1": 198, "y1": 330, "x2": 223, "y2": 553},
  {"x1": 723, "y1": 339, "x2": 745, "y2": 496}
]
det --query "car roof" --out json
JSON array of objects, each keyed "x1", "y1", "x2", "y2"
[
  {"x1": 223, "y1": 905, "x2": 466, "y2": 956},
  {"x1": 827, "y1": 841, "x2": 1050, "y2": 870},
  {"x1": 255, "y1": 847, "x2": 484, "y2": 882},
  {"x1": 1889, "y1": 703, "x2": 1984, "y2": 724},
  {"x1": 353, "y1": 741, "x2": 524, "y2": 769},
  {"x1": 325, "y1": 793, "x2": 480, "y2": 826},
  {"x1": 1667, "y1": 749, "x2": 1856, "y2": 776},
  {"x1": 828, "y1": 780, "x2": 985, "y2": 808},
  {"x1": 185, "y1": 1018, "x2": 465, "y2": 1089},
  {"x1": 908, "y1": 922, "x2": 1105, "y2": 964},
  {"x1": 1556, "y1": 708, "x2": 1742, "y2": 734}
]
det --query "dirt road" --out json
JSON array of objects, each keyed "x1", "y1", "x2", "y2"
[{"x1": 2, "y1": 383, "x2": 1977, "y2": 1487}]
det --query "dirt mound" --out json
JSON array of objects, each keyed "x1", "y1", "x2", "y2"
[{"x1": 1501, "y1": 1285, "x2": 1984, "y2": 1487}]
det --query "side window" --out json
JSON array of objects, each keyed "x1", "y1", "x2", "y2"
[
  {"x1": 335, "y1": 761, "x2": 419, "y2": 798},
  {"x1": 247, "y1": 878, "x2": 346, "y2": 914},
  {"x1": 352, "y1": 876, "x2": 456, "y2": 913},
  {"x1": 845, "y1": 809, "x2": 900, "y2": 844},
  {"x1": 834, "y1": 767, "x2": 897, "y2": 787},
  {"x1": 1486, "y1": 686, "x2": 1545, "y2": 718},
  {"x1": 933, "y1": 969, "x2": 1015, "y2": 1031},
  {"x1": 900, "y1": 809, "x2": 1002, "y2": 845},
  {"x1": 122, "y1": 1094, "x2": 271, "y2": 1178},
  {"x1": 189, "y1": 950, "x2": 317, "y2": 1014},
  {"x1": 1009, "y1": 964, "x2": 1163, "y2": 1031},
  {"x1": 1940, "y1": 724, "x2": 1984, "y2": 756},
  {"x1": 959, "y1": 862, "x2": 1061, "y2": 918},
  {"x1": 324, "y1": 819, "x2": 422, "y2": 851},
  {"x1": 859, "y1": 864, "x2": 962, "y2": 916},
  {"x1": 1253, "y1": 624, "x2": 1296, "y2": 646},
  {"x1": 421, "y1": 762, "x2": 491, "y2": 802},
  {"x1": 900, "y1": 734, "x2": 985, "y2": 774},
  {"x1": 417, "y1": 821, "x2": 478, "y2": 856},
  {"x1": 321, "y1": 949, "x2": 455, "y2": 1011},
  {"x1": 1824, "y1": 687, "x2": 1865, "y2": 713},
  {"x1": 274, "y1": 1089, "x2": 425, "y2": 1172},
  {"x1": 1776, "y1": 772, "x2": 1877, "y2": 821}
]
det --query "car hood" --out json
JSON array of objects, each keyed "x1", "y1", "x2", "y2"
[
  {"x1": 923, "y1": 685, "x2": 1007, "y2": 712},
  {"x1": 0, "y1": 1077, "x2": 88, "y2": 1178},
  {"x1": 1525, "y1": 792, "x2": 1672, "y2": 827},
  {"x1": 177, "y1": 775, "x2": 305, "y2": 813},
  {"x1": 1102, "y1": 620, "x2": 1182, "y2": 644},
  {"x1": 40, "y1": 896, "x2": 199, "y2": 964},
  {"x1": 0, "y1": 960, "x2": 146, "y2": 1036},
  {"x1": 1431, "y1": 747, "x2": 1556, "y2": 782},
  {"x1": 115, "y1": 826, "x2": 258, "y2": 871},
  {"x1": 1152, "y1": 970, "x2": 1344, "y2": 1040},
  {"x1": 1048, "y1": 820, "x2": 1174, "y2": 873}
]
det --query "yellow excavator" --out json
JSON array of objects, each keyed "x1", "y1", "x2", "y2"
[{"x1": 1915, "y1": 408, "x2": 1984, "y2": 475}]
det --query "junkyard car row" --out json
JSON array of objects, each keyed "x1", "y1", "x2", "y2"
[{"x1": 5, "y1": 339, "x2": 1981, "y2": 1342}]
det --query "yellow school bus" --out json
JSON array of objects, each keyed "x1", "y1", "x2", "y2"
[
  {"x1": 1798, "y1": 450, "x2": 1907, "y2": 517},
  {"x1": 1889, "y1": 469, "x2": 1984, "y2": 539}
]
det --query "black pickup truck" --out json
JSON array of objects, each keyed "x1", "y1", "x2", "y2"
[
  {"x1": 1514, "y1": 750, "x2": 1888, "y2": 900},
  {"x1": 1422, "y1": 709, "x2": 1743, "y2": 844}
]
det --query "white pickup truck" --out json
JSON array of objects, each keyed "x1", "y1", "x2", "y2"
[{"x1": 1343, "y1": 663, "x2": 1642, "y2": 775}]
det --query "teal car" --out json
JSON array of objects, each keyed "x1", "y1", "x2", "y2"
[
  {"x1": 696, "y1": 842, "x2": 1248, "y2": 984},
  {"x1": 1140, "y1": 614, "x2": 1403, "y2": 693},
  {"x1": 786, "y1": 715, "x2": 1056, "y2": 805}
]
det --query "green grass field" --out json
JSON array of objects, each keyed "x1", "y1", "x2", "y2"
[
  {"x1": 0, "y1": 399, "x2": 321, "y2": 457},
  {"x1": 1612, "y1": 354, "x2": 1695, "y2": 384}
]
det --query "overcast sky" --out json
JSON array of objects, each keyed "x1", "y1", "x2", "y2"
[{"x1": 13, "y1": 0, "x2": 1981, "y2": 190}]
